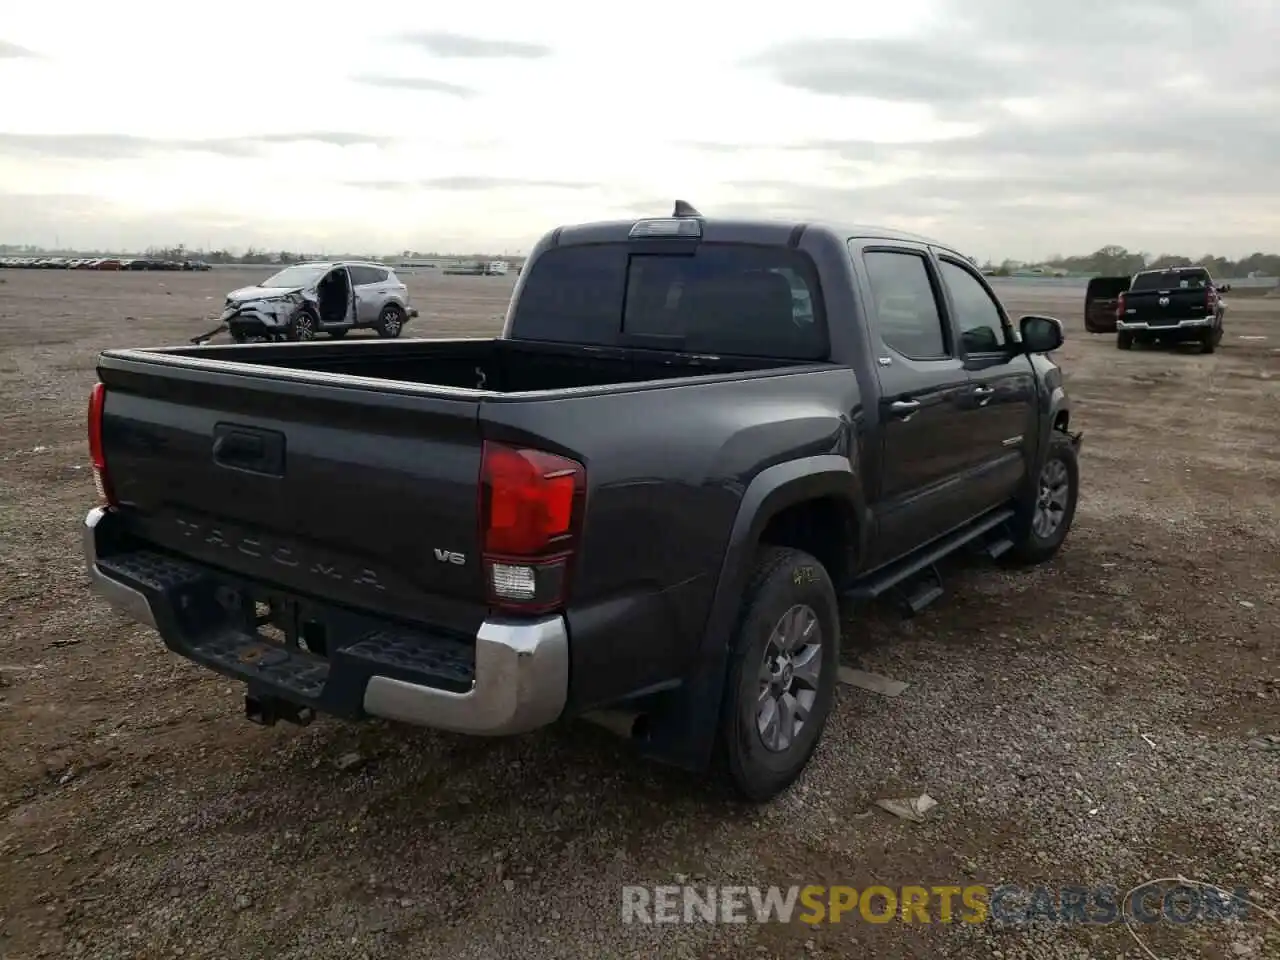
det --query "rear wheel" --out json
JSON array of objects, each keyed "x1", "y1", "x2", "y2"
[
  {"x1": 1201, "y1": 324, "x2": 1221, "y2": 354},
  {"x1": 377, "y1": 304, "x2": 406, "y2": 338},
  {"x1": 1117, "y1": 331, "x2": 1134, "y2": 350},
  {"x1": 715, "y1": 547, "x2": 839, "y2": 803}
]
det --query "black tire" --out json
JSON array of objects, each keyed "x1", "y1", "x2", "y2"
[
  {"x1": 328, "y1": 328, "x2": 348, "y2": 339},
  {"x1": 289, "y1": 309, "x2": 318, "y2": 342},
  {"x1": 377, "y1": 304, "x2": 406, "y2": 338},
  {"x1": 1117, "y1": 332, "x2": 1134, "y2": 350},
  {"x1": 1005, "y1": 430, "x2": 1079, "y2": 565},
  {"x1": 1201, "y1": 325, "x2": 1220, "y2": 354},
  {"x1": 230, "y1": 331, "x2": 248, "y2": 344},
  {"x1": 715, "y1": 547, "x2": 840, "y2": 803}
]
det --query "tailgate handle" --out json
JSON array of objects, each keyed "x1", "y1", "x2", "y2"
[{"x1": 212, "y1": 424, "x2": 285, "y2": 477}]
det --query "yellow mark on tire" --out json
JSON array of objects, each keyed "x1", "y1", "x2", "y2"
[{"x1": 793, "y1": 566, "x2": 820, "y2": 586}]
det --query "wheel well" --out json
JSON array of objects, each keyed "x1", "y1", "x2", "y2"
[
  {"x1": 1054, "y1": 410, "x2": 1070, "y2": 432},
  {"x1": 758, "y1": 497, "x2": 855, "y2": 588}
]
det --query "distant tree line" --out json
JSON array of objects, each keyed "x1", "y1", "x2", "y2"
[{"x1": 980, "y1": 246, "x2": 1280, "y2": 278}]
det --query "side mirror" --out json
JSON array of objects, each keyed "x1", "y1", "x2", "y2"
[{"x1": 1020, "y1": 315, "x2": 1064, "y2": 353}]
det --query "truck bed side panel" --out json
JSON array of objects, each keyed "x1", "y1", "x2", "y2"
[{"x1": 479, "y1": 366, "x2": 861, "y2": 711}]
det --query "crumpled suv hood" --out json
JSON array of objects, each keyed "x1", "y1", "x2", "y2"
[{"x1": 226, "y1": 284, "x2": 305, "y2": 303}]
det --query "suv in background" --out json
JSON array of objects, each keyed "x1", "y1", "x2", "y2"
[{"x1": 219, "y1": 261, "x2": 420, "y2": 342}]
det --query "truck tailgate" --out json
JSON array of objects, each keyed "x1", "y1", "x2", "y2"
[
  {"x1": 98, "y1": 351, "x2": 487, "y2": 633},
  {"x1": 1123, "y1": 288, "x2": 1213, "y2": 324}
]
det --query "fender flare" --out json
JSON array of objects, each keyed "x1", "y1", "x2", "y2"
[
  {"x1": 644, "y1": 455, "x2": 864, "y2": 770},
  {"x1": 1032, "y1": 389, "x2": 1071, "y2": 473}
]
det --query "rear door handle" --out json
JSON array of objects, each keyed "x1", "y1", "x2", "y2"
[{"x1": 972, "y1": 386, "x2": 995, "y2": 396}]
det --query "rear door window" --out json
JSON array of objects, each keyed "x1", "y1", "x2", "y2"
[{"x1": 861, "y1": 250, "x2": 950, "y2": 360}]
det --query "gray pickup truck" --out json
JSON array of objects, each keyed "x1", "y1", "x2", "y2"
[{"x1": 85, "y1": 205, "x2": 1081, "y2": 801}]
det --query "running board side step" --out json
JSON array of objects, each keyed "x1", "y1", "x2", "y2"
[
  {"x1": 843, "y1": 507, "x2": 1017, "y2": 603},
  {"x1": 984, "y1": 536, "x2": 1015, "y2": 559},
  {"x1": 895, "y1": 563, "x2": 944, "y2": 616}
]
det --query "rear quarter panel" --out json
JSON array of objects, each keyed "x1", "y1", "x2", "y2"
[{"x1": 481, "y1": 366, "x2": 860, "y2": 711}]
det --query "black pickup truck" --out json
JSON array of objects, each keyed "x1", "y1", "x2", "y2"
[
  {"x1": 1114, "y1": 266, "x2": 1229, "y2": 352},
  {"x1": 84, "y1": 206, "x2": 1082, "y2": 802}
]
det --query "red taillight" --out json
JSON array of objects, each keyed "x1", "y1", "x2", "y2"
[
  {"x1": 1116, "y1": 292, "x2": 1126, "y2": 319},
  {"x1": 480, "y1": 442, "x2": 585, "y2": 613},
  {"x1": 1206, "y1": 285, "x2": 1215, "y2": 309},
  {"x1": 87, "y1": 382, "x2": 116, "y2": 506}
]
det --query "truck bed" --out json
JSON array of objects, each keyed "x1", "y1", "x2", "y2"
[
  {"x1": 93, "y1": 336, "x2": 836, "y2": 649},
  {"x1": 134, "y1": 337, "x2": 813, "y2": 394}
]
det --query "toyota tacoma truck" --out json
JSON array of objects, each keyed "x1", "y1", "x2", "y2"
[
  {"x1": 83, "y1": 204, "x2": 1082, "y2": 802},
  {"x1": 1115, "y1": 266, "x2": 1228, "y2": 352}
]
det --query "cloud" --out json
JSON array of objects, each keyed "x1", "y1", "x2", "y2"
[
  {"x1": 0, "y1": 131, "x2": 391, "y2": 160},
  {"x1": 745, "y1": 38, "x2": 1015, "y2": 107},
  {"x1": 744, "y1": 0, "x2": 1246, "y2": 109},
  {"x1": 0, "y1": 190, "x2": 253, "y2": 246},
  {"x1": 0, "y1": 39, "x2": 40, "y2": 58},
  {"x1": 345, "y1": 176, "x2": 595, "y2": 192},
  {"x1": 393, "y1": 30, "x2": 551, "y2": 59},
  {"x1": 251, "y1": 132, "x2": 391, "y2": 148},
  {"x1": 350, "y1": 73, "x2": 474, "y2": 97},
  {"x1": 722, "y1": 0, "x2": 1279, "y2": 253}
]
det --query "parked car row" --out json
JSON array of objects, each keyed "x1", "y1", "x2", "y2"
[{"x1": 0, "y1": 256, "x2": 212, "y2": 271}]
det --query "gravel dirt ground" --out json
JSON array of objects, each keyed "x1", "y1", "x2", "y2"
[{"x1": 0, "y1": 267, "x2": 1277, "y2": 960}]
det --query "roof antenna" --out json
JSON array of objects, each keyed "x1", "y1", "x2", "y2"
[{"x1": 672, "y1": 199, "x2": 702, "y2": 218}]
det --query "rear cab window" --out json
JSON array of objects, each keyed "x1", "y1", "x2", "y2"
[
  {"x1": 1131, "y1": 268, "x2": 1210, "y2": 291},
  {"x1": 508, "y1": 243, "x2": 828, "y2": 360}
]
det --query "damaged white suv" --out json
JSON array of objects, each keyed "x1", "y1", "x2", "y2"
[{"x1": 217, "y1": 261, "x2": 419, "y2": 343}]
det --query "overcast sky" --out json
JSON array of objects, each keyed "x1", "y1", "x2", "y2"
[{"x1": 1, "y1": 0, "x2": 1275, "y2": 259}]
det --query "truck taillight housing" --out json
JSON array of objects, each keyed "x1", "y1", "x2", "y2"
[
  {"x1": 87, "y1": 382, "x2": 116, "y2": 506},
  {"x1": 479, "y1": 441, "x2": 585, "y2": 613},
  {"x1": 1116, "y1": 292, "x2": 1126, "y2": 319}
]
